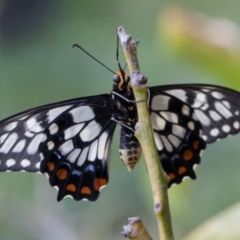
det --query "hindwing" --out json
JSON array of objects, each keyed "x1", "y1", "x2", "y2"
[
  {"x1": 149, "y1": 90, "x2": 206, "y2": 186},
  {"x1": 149, "y1": 84, "x2": 240, "y2": 186}
]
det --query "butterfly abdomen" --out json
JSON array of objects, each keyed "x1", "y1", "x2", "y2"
[{"x1": 119, "y1": 127, "x2": 142, "y2": 171}]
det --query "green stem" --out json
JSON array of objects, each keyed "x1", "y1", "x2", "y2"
[{"x1": 117, "y1": 26, "x2": 174, "y2": 240}]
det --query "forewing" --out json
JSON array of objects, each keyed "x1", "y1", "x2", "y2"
[
  {"x1": 0, "y1": 95, "x2": 116, "y2": 201},
  {"x1": 149, "y1": 90, "x2": 206, "y2": 186},
  {"x1": 153, "y1": 84, "x2": 240, "y2": 143}
]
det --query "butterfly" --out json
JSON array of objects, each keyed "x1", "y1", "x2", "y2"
[{"x1": 1, "y1": 49, "x2": 240, "y2": 202}]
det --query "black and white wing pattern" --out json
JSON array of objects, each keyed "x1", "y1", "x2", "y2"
[
  {"x1": 0, "y1": 95, "x2": 116, "y2": 201},
  {"x1": 149, "y1": 84, "x2": 240, "y2": 186},
  {"x1": 157, "y1": 84, "x2": 240, "y2": 143},
  {"x1": 149, "y1": 91, "x2": 206, "y2": 186}
]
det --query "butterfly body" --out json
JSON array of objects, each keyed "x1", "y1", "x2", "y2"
[{"x1": 111, "y1": 70, "x2": 141, "y2": 171}]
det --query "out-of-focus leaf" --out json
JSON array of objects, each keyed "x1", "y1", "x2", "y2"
[
  {"x1": 181, "y1": 201, "x2": 240, "y2": 240},
  {"x1": 159, "y1": 7, "x2": 240, "y2": 89}
]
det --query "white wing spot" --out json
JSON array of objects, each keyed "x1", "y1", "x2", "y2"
[
  {"x1": 44, "y1": 173, "x2": 50, "y2": 179},
  {"x1": 67, "y1": 148, "x2": 81, "y2": 163},
  {"x1": 35, "y1": 162, "x2": 40, "y2": 169},
  {"x1": 77, "y1": 147, "x2": 89, "y2": 166},
  {"x1": 25, "y1": 131, "x2": 34, "y2": 138},
  {"x1": 70, "y1": 106, "x2": 94, "y2": 123},
  {"x1": 160, "y1": 135, "x2": 173, "y2": 152},
  {"x1": 215, "y1": 102, "x2": 233, "y2": 119},
  {"x1": 153, "y1": 132, "x2": 163, "y2": 151},
  {"x1": 99, "y1": 185, "x2": 106, "y2": 192},
  {"x1": 202, "y1": 89, "x2": 210, "y2": 93},
  {"x1": 26, "y1": 117, "x2": 43, "y2": 133},
  {"x1": 202, "y1": 135, "x2": 207, "y2": 141},
  {"x1": 160, "y1": 111, "x2": 178, "y2": 124},
  {"x1": 40, "y1": 153, "x2": 44, "y2": 161},
  {"x1": 201, "y1": 104, "x2": 209, "y2": 111},
  {"x1": 151, "y1": 95, "x2": 170, "y2": 111},
  {"x1": 182, "y1": 105, "x2": 190, "y2": 116},
  {"x1": 98, "y1": 132, "x2": 108, "y2": 160},
  {"x1": 222, "y1": 100, "x2": 231, "y2": 109},
  {"x1": 4, "y1": 122, "x2": 18, "y2": 131},
  {"x1": 47, "y1": 105, "x2": 72, "y2": 122},
  {"x1": 88, "y1": 139, "x2": 98, "y2": 161},
  {"x1": 6, "y1": 159, "x2": 16, "y2": 167},
  {"x1": 80, "y1": 120, "x2": 102, "y2": 142},
  {"x1": 187, "y1": 121, "x2": 195, "y2": 130},
  {"x1": 19, "y1": 116, "x2": 28, "y2": 120},
  {"x1": 196, "y1": 92, "x2": 207, "y2": 102},
  {"x1": 64, "y1": 123, "x2": 84, "y2": 140},
  {"x1": 58, "y1": 140, "x2": 74, "y2": 155},
  {"x1": 151, "y1": 112, "x2": 166, "y2": 131},
  {"x1": 172, "y1": 125, "x2": 186, "y2": 139},
  {"x1": 0, "y1": 133, "x2": 18, "y2": 154},
  {"x1": 41, "y1": 134, "x2": 47, "y2": 142},
  {"x1": 165, "y1": 89, "x2": 187, "y2": 102},
  {"x1": 47, "y1": 141, "x2": 55, "y2": 150},
  {"x1": 49, "y1": 123, "x2": 59, "y2": 135},
  {"x1": 12, "y1": 139, "x2": 26, "y2": 153},
  {"x1": 222, "y1": 124, "x2": 231, "y2": 133},
  {"x1": 0, "y1": 133, "x2": 9, "y2": 144},
  {"x1": 195, "y1": 110, "x2": 211, "y2": 126},
  {"x1": 168, "y1": 134, "x2": 181, "y2": 148},
  {"x1": 20, "y1": 159, "x2": 31, "y2": 168},
  {"x1": 209, "y1": 110, "x2": 222, "y2": 121},
  {"x1": 190, "y1": 92, "x2": 207, "y2": 108},
  {"x1": 210, "y1": 128, "x2": 219, "y2": 137},
  {"x1": 211, "y1": 91, "x2": 224, "y2": 99},
  {"x1": 192, "y1": 112, "x2": 198, "y2": 121},
  {"x1": 235, "y1": 111, "x2": 239, "y2": 116},
  {"x1": 27, "y1": 134, "x2": 43, "y2": 154},
  {"x1": 234, "y1": 121, "x2": 240, "y2": 129},
  {"x1": 103, "y1": 140, "x2": 111, "y2": 161},
  {"x1": 63, "y1": 195, "x2": 73, "y2": 200}
]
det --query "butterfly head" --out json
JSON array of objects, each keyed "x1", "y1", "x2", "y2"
[{"x1": 112, "y1": 70, "x2": 131, "y2": 92}]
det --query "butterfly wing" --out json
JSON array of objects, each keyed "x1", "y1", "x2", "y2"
[
  {"x1": 148, "y1": 90, "x2": 206, "y2": 186},
  {"x1": 0, "y1": 94, "x2": 116, "y2": 201},
  {"x1": 156, "y1": 84, "x2": 240, "y2": 143}
]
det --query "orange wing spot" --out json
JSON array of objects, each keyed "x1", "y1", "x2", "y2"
[
  {"x1": 168, "y1": 173, "x2": 175, "y2": 180},
  {"x1": 56, "y1": 169, "x2": 68, "y2": 180},
  {"x1": 183, "y1": 150, "x2": 193, "y2": 161},
  {"x1": 94, "y1": 178, "x2": 107, "y2": 191},
  {"x1": 81, "y1": 186, "x2": 91, "y2": 195},
  {"x1": 47, "y1": 162, "x2": 55, "y2": 171},
  {"x1": 193, "y1": 141, "x2": 199, "y2": 150},
  {"x1": 66, "y1": 184, "x2": 76, "y2": 192},
  {"x1": 178, "y1": 166, "x2": 187, "y2": 175}
]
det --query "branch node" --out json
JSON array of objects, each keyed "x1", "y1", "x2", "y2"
[
  {"x1": 132, "y1": 70, "x2": 148, "y2": 88},
  {"x1": 117, "y1": 26, "x2": 132, "y2": 51},
  {"x1": 121, "y1": 217, "x2": 153, "y2": 240},
  {"x1": 154, "y1": 203, "x2": 163, "y2": 213}
]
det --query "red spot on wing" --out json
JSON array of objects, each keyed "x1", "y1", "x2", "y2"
[
  {"x1": 81, "y1": 187, "x2": 91, "y2": 195},
  {"x1": 94, "y1": 178, "x2": 107, "y2": 191}
]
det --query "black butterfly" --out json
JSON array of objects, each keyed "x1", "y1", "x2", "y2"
[{"x1": 1, "y1": 60, "x2": 240, "y2": 201}]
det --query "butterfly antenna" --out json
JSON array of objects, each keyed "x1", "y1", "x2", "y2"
[{"x1": 72, "y1": 43, "x2": 115, "y2": 74}]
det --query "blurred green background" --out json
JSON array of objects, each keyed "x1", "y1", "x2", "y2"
[{"x1": 1, "y1": 0, "x2": 240, "y2": 239}]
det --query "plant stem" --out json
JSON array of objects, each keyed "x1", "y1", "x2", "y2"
[{"x1": 117, "y1": 26, "x2": 174, "y2": 240}]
